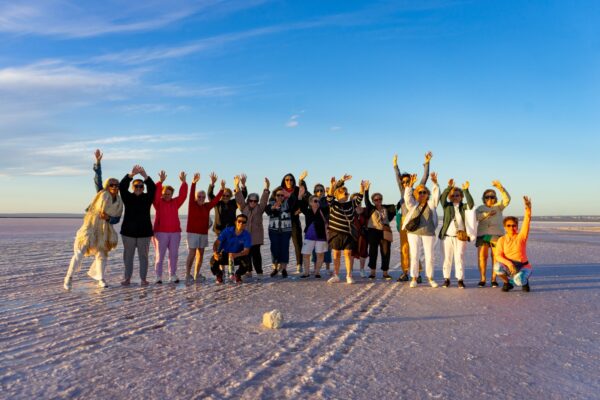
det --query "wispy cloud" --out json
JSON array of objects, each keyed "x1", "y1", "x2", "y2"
[
  {"x1": 285, "y1": 113, "x2": 302, "y2": 128},
  {"x1": 330, "y1": 126, "x2": 342, "y2": 132},
  {"x1": 0, "y1": 0, "x2": 271, "y2": 38}
]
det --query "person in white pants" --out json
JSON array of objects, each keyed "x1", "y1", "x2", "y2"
[
  {"x1": 438, "y1": 179, "x2": 474, "y2": 288},
  {"x1": 402, "y1": 172, "x2": 440, "y2": 288}
]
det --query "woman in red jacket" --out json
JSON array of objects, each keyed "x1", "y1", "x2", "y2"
[
  {"x1": 185, "y1": 172, "x2": 224, "y2": 283},
  {"x1": 153, "y1": 170, "x2": 188, "y2": 284}
]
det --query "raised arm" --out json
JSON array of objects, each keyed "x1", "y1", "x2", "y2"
[
  {"x1": 493, "y1": 181, "x2": 511, "y2": 210},
  {"x1": 419, "y1": 151, "x2": 432, "y2": 185},
  {"x1": 93, "y1": 149, "x2": 103, "y2": 193},
  {"x1": 258, "y1": 178, "x2": 270, "y2": 212},
  {"x1": 520, "y1": 196, "x2": 532, "y2": 240},
  {"x1": 141, "y1": 167, "x2": 156, "y2": 202},
  {"x1": 207, "y1": 172, "x2": 217, "y2": 200},
  {"x1": 463, "y1": 181, "x2": 474, "y2": 210},
  {"x1": 393, "y1": 154, "x2": 403, "y2": 193},
  {"x1": 429, "y1": 172, "x2": 440, "y2": 209},
  {"x1": 440, "y1": 179, "x2": 453, "y2": 206},
  {"x1": 119, "y1": 172, "x2": 132, "y2": 201}
]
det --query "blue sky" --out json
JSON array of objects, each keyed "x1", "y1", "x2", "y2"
[{"x1": 0, "y1": 0, "x2": 599, "y2": 215}]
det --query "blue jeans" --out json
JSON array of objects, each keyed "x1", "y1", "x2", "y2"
[{"x1": 269, "y1": 230, "x2": 292, "y2": 264}]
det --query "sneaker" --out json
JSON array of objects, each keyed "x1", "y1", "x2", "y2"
[
  {"x1": 409, "y1": 280, "x2": 418, "y2": 288},
  {"x1": 98, "y1": 279, "x2": 108, "y2": 288},
  {"x1": 368, "y1": 274, "x2": 376, "y2": 279},
  {"x1": 63, "y1": 277, "x2": 72, "y2": 291},
  {"x1": 522, "y1": 283, "x2": 530, "y2": 292},
  {"x1": 383, "y1": 273, "x2": 392, "y2": 281},
  {"x1": 478, "y1": 281, "x2": 486, "y2": 287},
  {"x1": 502, "y1": 282, "x2": 514, "y2": 292},
  {"x1": 300, "y1": 274, "x2": 310, "y2": 279},
  {"x1": 256, "y1": 273, "x2": 263, "y2": 280},
  {"x1": 185, "y1": 275, "x2": 194, "y2": 284},
  {"x1": 281, "y1": 269, "x2": 288, "y2": 278},
  {"x1": 195, "y1": 274, "x2": 207, "y2": 283},
  {"x1": 416, "y1": 275, "x2": 423, "y2": 284},
  {"x1": 121, "y1": 278, "x2": 131, "y2": 286},
  {"x1": 315, "y1": 274, "x2": 321, "y2": 279},
  {"x1": 270, "y1": 268, "x2": 279, "y2": 277},
  {"x1": 169, "y1": 275, "x2": 179, "y2": 284},
  {"x1": 216, "y1": 274, "x2": 223, "y2": 284},
  {"x1": 428, "y1": 278, "x2": 438, "y2": 288},
  {"x1": 155, "y1": 279, "x2": 163, "y2": 285},
  {"x1": 397, "y1": 273, "x2": 409, "y2": 282},
  {"x1": 229, "y1": 274, "x2": 235, "y2": 283},
  {"x1": 458, "y1": 280, "x2": 465, "y2": 289},
  {"x1": 141, "y1": 280, "x2": 150, "y2": 286},
  {"x1": 327, "y1": 275, "x2": 341, "y2": 284},
  {"x1": 233, "y1": 274, "x2": 242, "y2": 284},
  {"x1": 443, "y1": 278, "x2": 450, "y2": 288},
  {"x1": 359, "y1": 269, "x2": 366, "y2": 278},
  {"x1": 346, "y1": 276, "x2": 354, "y2": 284},
  {"x1": 491, "y1": 281, "x2": 499, "y2": 288}
]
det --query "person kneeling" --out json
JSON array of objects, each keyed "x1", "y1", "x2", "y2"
[
  {"x1": 494, "y1": 196, "x2": 533, "y2": 293},
  {"x1": 210, "y1": 215, "x2": 252, "y2": 284}
]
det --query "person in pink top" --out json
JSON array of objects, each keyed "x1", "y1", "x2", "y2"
[
  {"x1": 494, "y1": 196, "x2": 532, "y2": 292},
  {"x1": 153, "y1": 170, "x2": 188, "y2": 284},
  {"x1": 185, "y1": 172, "x2": 224, "y2": 283}
]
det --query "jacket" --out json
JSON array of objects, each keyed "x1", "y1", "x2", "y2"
[
  {"x1": 235, "y1": 188, "x2": 270, "y2": 245},
  {"x1": 153, "y1": 181, "x2": 188, "y2": 233},
  {"x1": 208, "y1": 183, "x2": 247, "y2": 234},
  {"x1": 437, "y1": 186, "x2": 474, "y2": 239},
  {"x1": 119, "y1": 174, "x2": 156, "y2": 238},
  {"x1": 187, "y1": 182, "x2": 222, "y2": 234}
]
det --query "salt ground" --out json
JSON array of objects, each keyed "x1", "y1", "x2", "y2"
[{"x1": 1, "y1": 218, "x2": 599, "y2": 400}]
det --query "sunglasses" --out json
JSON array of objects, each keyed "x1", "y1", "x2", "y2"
[
  {"x1": 276, "y1": 194, "x2": 285, "y2": 198},
  {"x1": 402, "y1": 180, "x2": 410, "y2": 185},
  {"x1": 315, "y1": 189, "x2": 323, "y2": 193},
  {"x1": 285, "y1": 178, "x2": 294, "y2": 182},
  {"x1": 222, "y1": 194, "x2": 231, "y2": 198},
  {"x1": 237, "y1": 220, "x2": 247, "y2": 225},
  {"x1": 109, "y1": 183, "x2": 119, "y2": 188},
  {"x1": 418, "y1": 190, "x2": 428, "y2": 195},
  {"x1": 451, "y1": 194, "x2": 462, "y2": 197},
  {"x1": 248, "y1": 199, "x2": 258, "y2": 203},
  {"x1": 373, "y1": 198, "x2": 382, "y2": 201},
  {"x1": 505, "y1": 224, "x2": 517, "y2": 228},
  {"x1": 133, "y1": 184, "x2": 144, "y2": 189},
  {"x1": 484, "y1": 196, "x2": 497, "y2": 200},
  {"x1": 312, "y1": 200, "x2": 319, "y2": 204}
]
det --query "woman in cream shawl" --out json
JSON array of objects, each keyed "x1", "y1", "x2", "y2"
[{"x1": 64, "y1": 151, "x2": 123, "y2": 289}]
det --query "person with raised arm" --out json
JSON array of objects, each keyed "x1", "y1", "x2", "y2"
[
  {"x1": 363, "y1": 182, "x2": 397, "y2": 280},
  {"x1": 208, "y1": 172, "x2": 246, "y2": 235},
  {"x1": 265, "y1": 185, "x2": 298, "y2": 278},
  {"x1": 185, "y1": 173, "x2": 224, "y2": 283},
  {"x1": 311, "y1": 183, "x2": 333, "y2": 273},
  {"x1": 350, "y1": 193, "x2": 369, "y2": 278},
  {"x1": 402, "y1": 172, "x2": 440, "y2": 288},
  {"x1": 152, "y1": 170, "x2": 188, "y2": 284},
  {"x1": 494, "y1": 197, "x2": 533, "y2": 292},
  {"x1": 280, "y1": 171, "x2": 309, "y2": 273},
  {"x1": 235, "y1": 174, "x2": 270, "y2": 279},
  {"x1": 326, "y1": 175, "x2": 366, "y2": 284},
  {"x1": 394, "y1": 152, "x2": 432, "y2": 282},
  {"x1": 438, "y1": 179, "x2": 474, "y2": 288},
  {"x1": 64, "y1": 149, "x2": 123, "y2": 290},
  {"x1": 298, "y1": 188, "x2": 329, "y2": 279},
  {"x1": 475, "y1": 181, "x2": 511, "y2": 287},
  {"x1": 118, "y1": 164, "x2": 156, "y2": 286},
  {"x1": 210, "y1": 214, "x2": 252, "y2": 284}
]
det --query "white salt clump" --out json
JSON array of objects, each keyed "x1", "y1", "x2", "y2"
[{"x1": 262, "y1": 309, "x2": 283, "y2": 329}]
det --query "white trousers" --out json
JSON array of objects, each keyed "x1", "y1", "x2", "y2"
[
  {"x1": 65, "y1": 244, "x2": 108, "y2": 282},
  {"x1": 442, "y1": 237, "x2": 466, "y2": 280},
  {"x1": 407, "y1": 233, "x2": 436, "y2": 279}
]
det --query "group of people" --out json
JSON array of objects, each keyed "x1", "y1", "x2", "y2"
[{"x1": 63, "y1": 150, "x2": 533, "y2": 293}]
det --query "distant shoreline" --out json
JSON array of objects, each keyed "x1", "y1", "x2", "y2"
[{"x1": 1, "y1": 213, "x2": 600, "y2": 222}]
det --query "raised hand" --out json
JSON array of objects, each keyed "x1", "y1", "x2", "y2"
[
  {"x1": 342, "y1": 174, "x2": 352, "y2": 182},
  {"x1": 330, "y1": 176, "x2": 337, "y2": 188},
  {"x1": 361, "y1": 180, "x2": 371, "y2": 191},
  {"x1": 139, "y1": 166, "x2": 148, "y2": 179},
  {"x1": 192, "y1": 173, "x2": 200, "y2": 184},
  {"x1": 298, "y1": 185, "x2": 306, "y2": 199},
  {"x1": 448, "y1": 178, "x2": 455, "y2": 188},
  {"x1": 430, "y1": 172, "x2": 438, "y2": 184},
  {"x1": 393, "y1": 154, "x2": 398, "y2": 167},
  {"x1": 492, "y1": 180, "x2": 503, "y2": 189},
  {"x1": 409, "y1": 174, "x2": 418, "y2": 187},
  {"x1": 130, "y1": 165, "x2": 140, "y2": 177},
  {"x1": 233, "y1": 175, "x2": 240, "y2": 189},
  {"x1": 158, "y1": 170, "x2": 167, "y2": 183},
  {"x1": 264, "y1": 177, "x2": 270, "y2": 190},
  {"x1": 210, "y1": 172, "x2": 217, "y2": 185},
  {"x1": 425, "y1": 151, "x2": 433, "y2": 163},
  {"x1": 95, "y1": 149, "x2": 103, "y2": 163},
  {"x1": 524, "y1": 196, "x2": 532, "y2": 210},
  {"x1": 462, "y1": 181, "x2": 470, "y2": 190},
  {"x1": 179, "y1": 172, "x2": 187, "y2": 182},
  {"x1": 299, "y1": 170, "x2": 308, "y2": 181},
  {"x1": 240, "y1": 173, "x2": 247, "y2": 186},
  {"x1": 220, "y1": 179, "x2": 226, "y2": 190}
]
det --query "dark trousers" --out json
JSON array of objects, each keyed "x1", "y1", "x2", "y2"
[
  {"x1": 249, "y1": 244, "x2": 263, "y2": 274},
  {"x1": 367, "y1": 228, "x2": 391, "y2": 271},
  {"x1": 210, "y1": 252, "x2": 251, "y2": 277},
  {"x1": 291, "y1": 219, "x2": 303, "y2": 266},
  {"x1": 269, "y1": 230, "x2": 292, "y2": 264}
]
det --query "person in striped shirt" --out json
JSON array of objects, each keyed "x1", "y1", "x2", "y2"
[{"x1": 326, "y1": 174, "x2": 368, "y2": 284}]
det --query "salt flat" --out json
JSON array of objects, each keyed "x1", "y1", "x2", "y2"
[{"x1": 1, "y1": 219, "x2": 599, "y2": 399}]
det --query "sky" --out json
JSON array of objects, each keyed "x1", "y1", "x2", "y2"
[{"x1": 0, "y1": 0, "x2": 599, "y2": 215}]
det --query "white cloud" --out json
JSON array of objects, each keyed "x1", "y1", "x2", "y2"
[
  {"x1": 285, "y1": 114, "x2": 301, "y2": 128},
  {"x1": 0, "y1": 0, "x2": 271, "y2": 38}
]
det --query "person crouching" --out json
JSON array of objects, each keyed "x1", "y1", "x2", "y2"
[{"x1": 210, "y1": 215, "x2": 252, "y2": 284}]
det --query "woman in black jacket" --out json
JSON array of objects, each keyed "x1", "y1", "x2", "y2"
[
  {"x1": 280, "y1": 171, "x2": 308, "y2": 273},
  {"x1": 208, "y1": 172, "x2": 247, "y2": 235},
  {"x1": 298, "y1": 191, "x2": 328, "y2": 278}
]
